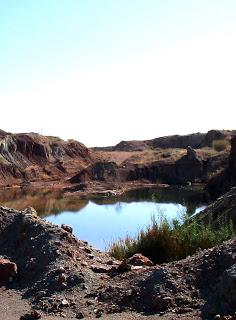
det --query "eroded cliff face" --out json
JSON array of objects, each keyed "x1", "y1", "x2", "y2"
[
  {"x1": 70, "y1": 146, "x2": 227, "y2": 186},
  {"x1": 207, "y1": 135, "x2": 236, "y2": 199},
  {"x1": 0, "y1": 129, "x2": 231, "y2": 189},
  {"x1": 0, "y1": 133, "x2": 92, "y2": 186}
]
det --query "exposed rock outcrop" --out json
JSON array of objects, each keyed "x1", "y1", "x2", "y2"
[
  {"x1": 198, "y1": 187, "x2": 236, "y2": 225},
  {"x1": 72, "y1": 146, "x2": 228, "y2": 186},
  {"x1": 70, "y1": 161, "x2": 118, "y2": 183},
  {"x1": 0, "y1": 132, "x2": 93, "y2": 186},
  {"x1": 207, "y1": 135, "x2": 236, "y2": 199},
  {"x1": 126, "y1": 147, "x2": 205, "y2": 184}
]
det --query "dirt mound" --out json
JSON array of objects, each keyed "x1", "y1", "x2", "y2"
[{"x1": 0, "y1": 205, "x2": 236, "y2": 319}]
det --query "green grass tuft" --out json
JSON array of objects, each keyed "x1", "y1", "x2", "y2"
[{"x1": 108, "y1": 208, "x2": 235, "y2": 264}]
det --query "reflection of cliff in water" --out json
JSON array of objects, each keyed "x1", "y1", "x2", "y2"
[
  {"x1": 91, "y1": 186, "x2": 209, "y2": 216},
  {"x1": 0, "y1": 188, "x2": 88, "y2": 217},
  {"x1": 0, "y1": 185, "x2": 208, "y2": 218}
]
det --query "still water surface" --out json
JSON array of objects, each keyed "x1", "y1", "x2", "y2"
[{"x1": 0, "y1": 186, "x2": 207, "y2": 250}]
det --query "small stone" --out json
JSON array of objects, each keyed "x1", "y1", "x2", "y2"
[
  {"x1": 91, "y1": 264, "x2": 110, "y2": 273},
  {"x1": 116, "y1": 259, "x2": 131, "y2": 273},
  {"x1": 84, "y1": 247, "x2": 92, "y2": 254},
  {"x1": 76, "y1": 312, "x2": 84, "y2": 319},
  {"x1": 61, "y1": 299, "x2": 69, "y2": 307},
  {"x1": 35, "y1": 290, "x2": 47, "y2": 299},
  {"x1": 131, "y1": 266, "x2": 144, "y2": 271},
  {"x1": 57, "y1": 266, "x2": 66, "y2": 273},
  {"x1": 61, "y1": 224, "x2": 73, "y2": 233},
  {"x1": 94, "y1": 308, "x2": 102, "y2": 318}
]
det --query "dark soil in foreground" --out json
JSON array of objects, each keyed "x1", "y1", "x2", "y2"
[{"x1": 0, "y1": 205, "x2": 236, "y2": 319}]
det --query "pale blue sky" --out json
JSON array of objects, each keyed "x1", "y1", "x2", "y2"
[{"x1": 1, "y1": 1, "x2": 236, "y2": 146}]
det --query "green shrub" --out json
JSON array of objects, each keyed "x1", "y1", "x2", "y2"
[
  {"x1": 212, "y1": 139, "x2": 229, "y2": 152},
  {"x1": 108, "y1": 210, "x2": 235, "y2": 264}
]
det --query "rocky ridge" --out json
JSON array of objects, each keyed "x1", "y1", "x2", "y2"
[
  {"x1": 93, "y1": 130, "x2": 233, "y2": 152},
  {"x1": 0, "y1": 132, "x2": 92, "y2": 186}
]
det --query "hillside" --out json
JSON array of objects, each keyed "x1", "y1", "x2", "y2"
[
  {"x1": 0, "y1": 129, "x2": 233, "y2": 198},
  {"x1": 93, "y1": 129, "x2": 234, "y2": 152},
  {"x1": 0, "y1": 132, "x2": 93, "y2": 187}
]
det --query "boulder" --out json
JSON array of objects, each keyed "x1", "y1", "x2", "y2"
[
  {"x1": 0, "y1": 258, "x2": 17, "y2": 285},
  {"x1": 70, "y1": 161, "x2": 118, "y2": 183},
  {"x1": 175, "y1": 147, "x2": 203, "y2": 184}
]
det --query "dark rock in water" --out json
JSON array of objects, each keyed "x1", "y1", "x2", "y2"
[{"x1": 0, "y1": 257, "x2": 17, "y2": 285}]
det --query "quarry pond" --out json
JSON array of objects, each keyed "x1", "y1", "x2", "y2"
[{"x1": 0, "y1": 185, "x2": 207, "y2": 250}]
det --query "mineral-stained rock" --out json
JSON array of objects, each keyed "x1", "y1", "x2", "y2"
[
  {"x1": 126, "y1": 253, "x2": 154, "y2": 267},
  {"x1": 0, "y1": 132, "x2": 92, "y2": 186},
  {"x1": 91, "y1": 264, "x2": 112, "y2": 273}
]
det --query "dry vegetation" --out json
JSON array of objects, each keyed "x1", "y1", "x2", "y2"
[
  {"x1": 108, "y1": 208, "x2": 235, "y2": 264},
  {"x1": 95, "y1": 147, "x2": 225, "y2": 166}
]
